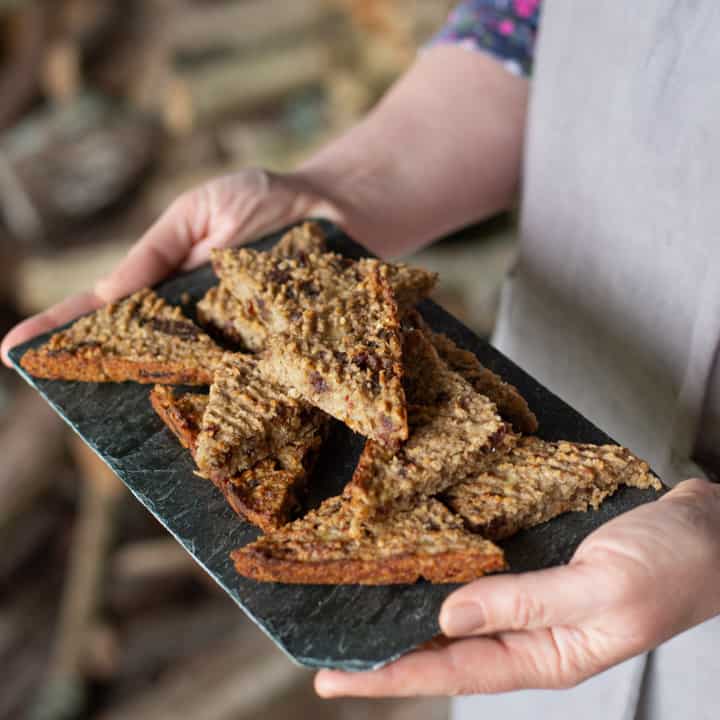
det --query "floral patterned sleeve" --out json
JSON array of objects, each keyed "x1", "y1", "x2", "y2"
[{"x1": 427, "y1": 0, "x2": 541, "y2": 77}]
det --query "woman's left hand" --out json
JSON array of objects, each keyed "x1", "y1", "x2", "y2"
[{"x1": 316, "y1": 478, "x2": 720, "y2": 698}]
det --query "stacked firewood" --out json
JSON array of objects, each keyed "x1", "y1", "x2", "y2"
[{"x1": 0, "y1": 2, "x2": 461, "y2": 719}]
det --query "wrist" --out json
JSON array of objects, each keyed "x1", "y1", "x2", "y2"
[
  {"x1": 290, "y1": 155, "x2": 398, "y2": 258},
  {"x1": 291, "y1": 45, "x2": 529, "y2": 257}
]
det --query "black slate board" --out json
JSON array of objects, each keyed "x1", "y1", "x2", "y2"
[{"x1": 9, "y1": 220, "x2": 663, "y2": 671}]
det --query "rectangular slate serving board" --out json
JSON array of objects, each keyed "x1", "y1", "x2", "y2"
[{"x1": 9, "y1": 220, "x2": 663, "y2": 671}]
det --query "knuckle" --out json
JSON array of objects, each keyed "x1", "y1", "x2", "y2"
[
  {"x1": 689, "y1": 478, "x2": 720, "y2": 502},
  {"x1": 675, "y1": 477, "x2": 714, "y2": 496},
  {"x1": 237, "y1": 167, "x2": 272, "y2": 196},
  {"x1": 547, "y1": 629, "x2": 597, "y2": 689},
  {"x1": 172, "y1": 188, "x2": 198, "y2": 211},
  {"x1": 510, "y1": 588, "x2": 547, "y2": 629},
  {"x1": 446, "y1": 646, "x2": 491, "y2": 696},
  {"x1": 609, "y1": 566, "x2": 642, "y2": 608}
]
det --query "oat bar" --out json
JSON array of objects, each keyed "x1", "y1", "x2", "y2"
[
  {"x1": 443, "y1": 437, "x2": 662, "y2": 539},
  {"x1": 231, "y1": 494, "x2": 505, "y2": 584},
  {"x1": 20, "y1": 289, "x2": 224, "y2": 385}
]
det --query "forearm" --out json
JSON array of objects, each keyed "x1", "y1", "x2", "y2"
[{"x1": 294, "y1": 44, "x2": 529, "y2": 257}]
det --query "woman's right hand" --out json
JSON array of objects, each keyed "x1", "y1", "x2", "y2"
[
  {"x1": 1, "y1": 167, "x2": 342, "y2": 365},
  {"x1": 2, "y1": 43, "x2": 530, "y2": 366}
]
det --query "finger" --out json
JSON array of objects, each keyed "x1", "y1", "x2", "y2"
[
  {"x1": 662, "y1": 476, "x2": 720, "y2": 503},
  {"x1": 440, "y1": 562, "x2": 601, "y2": 637},
  {"x1": 1, "y1": 290, "x2": 102, "y2": 366},
  {"x1": 315, "y1": 630, "x2": 569, "y2": 698},
  {"x1": 94, "y1": 191, "x2": 209, "y2": 301}
]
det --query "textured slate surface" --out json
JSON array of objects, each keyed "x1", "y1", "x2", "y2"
[{"x1": 9, "y1": 220, "x2": 663, "y2": 671}]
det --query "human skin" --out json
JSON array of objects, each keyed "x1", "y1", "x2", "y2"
[
  {"x1": 3, "y1": 44, "x2": 719, "y2": 701},
  {"x1": 1, "y1": 45, "x2": 528, "y2": 364},
  {"x1": 315, "y1": 478, "x2": 720, "y2": 697}
]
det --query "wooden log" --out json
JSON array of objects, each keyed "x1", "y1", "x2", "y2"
[
  {"x1": 41, "y1": 39, "x2": 82, "y2": 105},
  {"x1": 82, "y1": 621, "x2": 119, "y2": 681},
  {"x1": 0, "y1": 386, "x2": 66, "y2": 531},
  {"x1": 165, "y1": 0, "x2": 334, "y2": 55},
  {"x1": 0, "y1": 149, "x2": 43, "y2": 243},
  {"x1": 0, "y1": 503, "x2": 60, "y2": 581},
  {"x1": 111, "y1": 537, "x2": 198, "y2": 582},
  {"x1": 16, "y1": 237, "x2": 133, "y2": 315},
  {"x1": 0, "y1": 576, "x2": 58, "y2": 720},
  {"x1": 0, "y1": 1, "x2": 48, "y2": 131},
  {"x1": 163, "y1": 43, "x2": 331, "y2": 135},
  {"x1": 30, "y1": 437, "x2": 125, "y2": 720},
  {"x1": 99, "y1": 624, "x2": 308, "y2": 720},
  {"x1": 110, "y1": 600, "x2": 244, "y2": 693}
]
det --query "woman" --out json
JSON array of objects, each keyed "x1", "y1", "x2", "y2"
[{"x1": 3, "y1": 2, "x2": 719, "y2": 717}]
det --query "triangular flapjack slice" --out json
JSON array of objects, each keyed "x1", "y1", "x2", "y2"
[
  {"x1": 348, "y1": 329, "x2": 515, "y2": 528},
  {"x1": 257, "y1": 265, "x2": 408, "y2": 448},
  {"x1": 196, "y1": 284, "x2": 267, "y2": 351},
  {"x1": 431, "y1": 330, "x2": 538, "y2": 434},
  {"x1": 197, "y1": 222, "x2": 328, "y2": 351},
  {"x1": 403, "y1": 311, "x2": 538, "y2": 434},
  {"x1": 150, "y1": 385, "x2": 327, "y2": 532},
  {"x1": 149, "y1": 384, "x2": 208, "y2": 453},
  {"x1": 271, "y1": 220, "x2": 328, "y2": 258},
  {"x1": 20, "y1": 289, "x2": 224, "y2": 384},
  {"x1": 194, "y1": 352, "x2": 321, "y2": 478},
  {"x1": 210, "y1": 245, "x2": 437, "y2": 336},
  {"x1": 231, "y1": 494, "x2": 505, "y2": 584},
  {"x1": 443, "y1": 437, "x2": 662, "y2": 539}
]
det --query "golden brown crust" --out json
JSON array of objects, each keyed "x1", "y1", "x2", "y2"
[
  {"x1": 150, "y1": 384, "x2": 327, "y2": 532},
  {"x1": 444, "y1": 437, "x2": 662, "y2": 539},
  {"x1": 256, "y1": 265, "x2": 409, "y2": 448},
  {"x1": 197, "y1": 222, "x2": 328, "y2": 351},
  {"x1": 231, "y1": 549, "x2": 506, "y2": 584},
  {"x1": 195, "y1": 352, "x2": 321, "y2": 477},
  {"x1": 196, "y1": 285, "x2": 261, "y2": 350},
  {"x1": 21, "y1": 350, "x2": 216, "y2": 385},
  {"x1": 210, "y1": 245, "x2": 437, "y2": 337},
  {"x1": 400, "y1": 310, "x2": 537, "y2": 434},
  {"x1": 271, "y1": 221, "x2": 327, "y2": 258},
  {"x1": 215, "y1": 467, "x2": 303, "y2": 533},
  {"x1": 348, "y1": 329, "x2": 515, "y2": 525},
  {"x1": 149, "y1": 385, "x2": 207, "y2": 452},
  {"x1": 231, "y1": 495, "x2": 505, "y2": 584},
  {"x1": 20, "y1": 289, "x2": 223, "y2": 385},
  {"x1": 199, "y1": 261, "x2": 437, "y2": 356},
  {"x1": 427, "y1": 331, "x2": 538, "y2": 434}
]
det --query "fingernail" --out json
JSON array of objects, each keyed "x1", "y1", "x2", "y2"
[
  {"x1": 94, "y1": 277, "x2": 110, "y2": 300},
  {"x1": 440, "y1": 602, "x2": 485, "y2": 637},
  {"x1": 315, "y1": 670, "x2": 346, "y2": 698}
]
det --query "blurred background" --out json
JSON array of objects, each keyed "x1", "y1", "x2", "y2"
[{"x1": 0, "y1": 1, "x2": 517, "y2": 718}]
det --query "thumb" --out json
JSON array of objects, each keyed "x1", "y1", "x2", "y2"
[
  {"x1": 440, "y1": 562, "x2": 600, "y2": 637},
  {"x1": 94, "y1": 189, "x2": 211, "y2": 302}
]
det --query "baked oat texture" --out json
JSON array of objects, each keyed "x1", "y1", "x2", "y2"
[
  {"x1": 443, "y1": 437, "x2": 662, "y2": 539},
  {"x1": 210, "y1": 244, "x2": 437, "y2": 336},
  {"x1": 150, "y1": 385, "x2": 326, "y2": 532},
  {"x1": 428, "y1": 331, "x2": 538, "y2": 434},
  {"x1": 401, "y1": 310, "x2": 537, "y2": 434},
  {"x1": 231, "y1": 494, "x2": 506, "y2": 584},
  {"x1": 194, "y1": 352, "x2": 321, "y2": 477},
  {"x1": 196, "y1": 222, "x2": 328, "y2": 351},
  {"x1": 20, "y1": 289, "x2": 224, "y2": 385},
  {"x1": 257, "y1": 265, "x2": 409, "y2": 448},
  {"x1": 348, "y1": 328, "x2": 515, "y2": 525},
  {"x1": 149, "y1": 384, "x2": 208, "y2": 453}
]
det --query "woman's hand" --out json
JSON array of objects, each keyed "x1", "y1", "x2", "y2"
[
  {"x1": 1, "y1": 168, "x2": 340, "y2": 365},
  {"x1": 2, "y1": 44, "x2": 529, "y2": 365},
  {"x1": 316, "y1": 478, "x2": 720, "y2": 698}
]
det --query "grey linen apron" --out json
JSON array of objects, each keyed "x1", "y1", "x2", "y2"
[{"x1": 456, "y1": 2, "x2": 720, "y2": 718}]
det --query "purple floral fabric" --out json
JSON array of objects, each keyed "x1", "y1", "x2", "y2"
[{"x1": 428, "y1": 0, "x2": 541, "y2": 77}]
